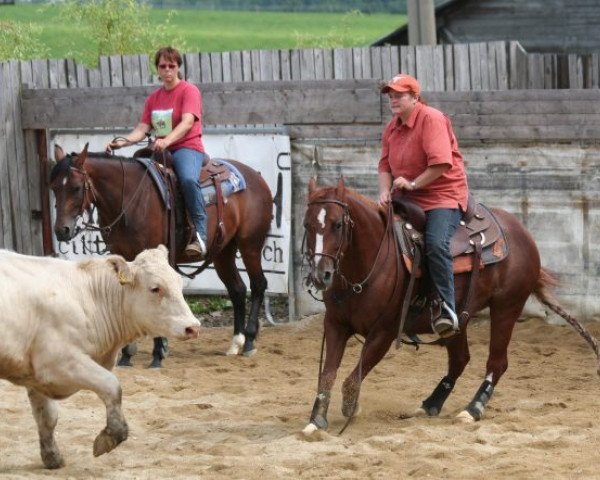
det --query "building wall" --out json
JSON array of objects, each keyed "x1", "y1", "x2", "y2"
[{"x1": 291, "y1": 139, "x2": 600, "y2": 322}]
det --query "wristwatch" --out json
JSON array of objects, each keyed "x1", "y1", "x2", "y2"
[{"x1": 410, "y1": 180, "x2": 417, "y2": 190}]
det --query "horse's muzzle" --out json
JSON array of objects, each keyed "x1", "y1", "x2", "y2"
[
  {"x1": 312, "y1": 260, "x2": 335, "y2": 291},
  {"x1": 54, "y1": 224, "x2": 75, "y2": 242}
]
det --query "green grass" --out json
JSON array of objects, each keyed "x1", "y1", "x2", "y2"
[{"x1": 0, "y1": 4, "x2": 405, "y2": 63}]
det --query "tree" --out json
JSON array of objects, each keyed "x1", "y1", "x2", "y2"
[{"x1": 0, "y1": 21, "x2": 49, "y2": 61}]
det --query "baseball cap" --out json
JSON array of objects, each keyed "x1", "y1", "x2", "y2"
[{"x1": 381, "y1": 74, "x2": 421, "y2": 96}]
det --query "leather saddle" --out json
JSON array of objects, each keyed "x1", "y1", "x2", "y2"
[
  {"x1": 392, "y1": 193, "x2": 508, "y2": 275},
  {"x1": 132, "y1": 147, "x2": 229, "y2": 274}
]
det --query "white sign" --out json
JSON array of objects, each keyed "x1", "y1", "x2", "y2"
[{"x1": 50, "y1": 130, "x2": 291, "y2": 294}]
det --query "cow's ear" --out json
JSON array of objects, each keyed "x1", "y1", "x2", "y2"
[
  {"x1": 156, "y1": 244, "x2": 169, "y2": 259},
  {"x1": 107, "y1": 255, "x2": 134, "y2": 285}
]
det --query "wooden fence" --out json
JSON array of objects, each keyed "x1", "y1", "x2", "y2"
[{"x1": 3, "y1": 40, "x2": 600, "y2": 255}]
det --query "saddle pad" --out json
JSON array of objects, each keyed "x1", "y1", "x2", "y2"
[
  {"x1": 200, "y1": 159, "x2": 246, "y2": 206},
  {"x1": 134, "y1": 157, "x2": 247, "y2": 208}
]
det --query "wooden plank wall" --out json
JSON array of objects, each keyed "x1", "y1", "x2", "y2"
[{"x1": 4, "y1": 40, "x2": 600, "y2": 253}]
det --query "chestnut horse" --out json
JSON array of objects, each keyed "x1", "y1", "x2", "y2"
[
  {"x1": 301, "y1": 177, "x2": 599, "y2": 434},
  {"x1": 51, "y1": 144, "x2": 273, "y2": 367}
]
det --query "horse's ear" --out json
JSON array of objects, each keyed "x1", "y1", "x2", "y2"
[
  {"x1": 72, "y1": 143, "x2": 89, "y2": 168},
  {"x1": 308, "y1": 177, "x2": 317, "y2": 195},
  {"x1": 54, "y1": 144, "x2": 65, "y2": 162},
  {"x1": 335, "y1": 176, "x2": 346, "y2": 198}
]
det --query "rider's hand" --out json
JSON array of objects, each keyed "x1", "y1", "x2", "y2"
[
  {"x1": 153, "y1": 138, "x2": 169, "y2": 152},
  {"x1": 378, "y1": 190, "x2": 391, "y2": 207},
  {"x1": 392, "y1": 176, "x2": 412, "y2": 191},
  {"x1": 105, "y1": 139, "x2": 126, "y2": 154}
]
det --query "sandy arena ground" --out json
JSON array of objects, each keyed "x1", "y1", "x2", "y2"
[{"x1": 1, "y1": 313, "x2": 600, "y2": 480}]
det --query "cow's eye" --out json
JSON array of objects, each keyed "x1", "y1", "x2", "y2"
[{"x1": 150, "y1": 286, "x2": 161, "y2": 294}]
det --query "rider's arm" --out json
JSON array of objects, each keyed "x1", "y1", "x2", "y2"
[
  {"x1": 411, "y1": 164, "x2": 450, "y2": 190},
  {"x1": 154, "y1": 113, "x2": 195, "y2": 151},
  {"x1": 106, "y1": 123, "x2": 151, "y2": 152}
]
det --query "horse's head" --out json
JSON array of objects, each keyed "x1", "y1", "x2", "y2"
[
  {"x1": 50, "y1": 143, "x2": 93, "y2": 241},
  {"x1": 302, "y1": 177, "x2": 354, "y2": 291}
]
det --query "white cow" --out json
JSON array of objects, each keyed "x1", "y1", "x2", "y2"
[{"x1": 0, "y1": 245, "x2": 200, "y2": 469}]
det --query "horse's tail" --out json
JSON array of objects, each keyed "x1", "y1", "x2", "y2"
[{"x1": 534, "y1": 267, "x2": 600, "y2": 376}]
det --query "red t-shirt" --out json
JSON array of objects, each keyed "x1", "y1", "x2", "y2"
[
  {"x1": 378, "y1": 102, "x2": 468, "y2": 211},
  {"x1": 141, "y1": 80, "x2": 205, "y2": 153}
]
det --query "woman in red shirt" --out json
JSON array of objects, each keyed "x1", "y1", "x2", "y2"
[
  {"x1": 378, "y1": 74, "x2": 469, "y2": 338},
  {"x1": 106, "y1": 46, "x2": 208, "y2": 259}
]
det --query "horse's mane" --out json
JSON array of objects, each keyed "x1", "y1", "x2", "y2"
[
  {"x1": 51, "y1": 151, "x2": 139, "y2": 182},
  {"x1": 87, "y1": 152, "x2": 138, "y2": 163},
  {"x1": 309, "y1": 184, "x2": 380, "y2": 211}
]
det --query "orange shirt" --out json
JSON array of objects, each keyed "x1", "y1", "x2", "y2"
[{"x1": 378, "y1": 102, "x2": 468, "y2": 211}]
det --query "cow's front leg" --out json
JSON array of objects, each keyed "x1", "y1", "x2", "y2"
[
  {"x1": 27, "y1": 388, "x2": 64, "y2": 469},
  {"x1": 36, "y1": 354, "x2": 129, "y2": 457}
]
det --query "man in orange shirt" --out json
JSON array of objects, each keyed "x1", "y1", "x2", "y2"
[{"x1": 378, "y1": 74, "x2": 469, "y2": 338}]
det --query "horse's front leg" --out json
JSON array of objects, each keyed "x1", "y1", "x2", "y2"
[
  {"x1": 149, "y1": 337, "x2": 168, "y2": 368},
  {"x1": 340, "y1": 327, "x2": 396, "y2": 420},
  {"x1": 415, "y1": 332, "x2": 470, "y2": 417},
  {"x1": 303, "y1": 319, "x2": 351, "y2": 435},
  {"x1": 27, "y1": 388, "x2": 64, "y2": 469},
  {"x1": 117, "y1": 343, "x2": 137, "y2": 367}
]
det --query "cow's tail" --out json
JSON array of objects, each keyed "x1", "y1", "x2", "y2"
[{"x1": 534, "y1": 267, "x2": 600, "y2": 376}]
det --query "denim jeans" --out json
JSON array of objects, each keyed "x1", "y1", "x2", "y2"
[
  {"x1": 171, "y1": 148, "x2": 208, "y2": 242},
  {"x1": 424, "y1": 208, "x2": 462, "y2": 314}
]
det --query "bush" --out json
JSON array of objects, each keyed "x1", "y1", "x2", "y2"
[
  {"x1": 61, "y1": 0, "x2": 187, "y2": 66},
  {"x1": 0, "y1": 20, "x2": 49, "y2": 61}
]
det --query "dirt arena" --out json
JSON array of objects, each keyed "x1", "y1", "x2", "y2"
[{"x1": 2, "y1": 312, "x2": 600, "y2": 480}]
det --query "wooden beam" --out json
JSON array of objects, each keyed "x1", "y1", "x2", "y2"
[{"x1": 20, "y1": 79, "x2": 382, "y2": 129}]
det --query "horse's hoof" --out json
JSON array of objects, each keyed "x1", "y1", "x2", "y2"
[
  {"x1": 409, "y1": 407, "x2": 428, "y2": 418},
  {"x1": 148, "y1": 360, "x2": 162, "y2": 369},
  {"x1": 455, "y1": 410, "x2": 476, "y2": 423},
  {"x1": 243, "y1": 348, "x2": 257, "y2": 357},
  {"x1": 117, "y1": 357, "x2": 133, "y2": 367},
  {"x1": 226, "y1": 334, "x2": 245, "y2": 356},
  {"x1": 302, "y1": 423, "x2": 319, "y2": 436}
]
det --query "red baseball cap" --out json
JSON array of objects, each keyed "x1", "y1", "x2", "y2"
[{"x1": 381, "y1": 74, "x2": 421, "y2": 96}]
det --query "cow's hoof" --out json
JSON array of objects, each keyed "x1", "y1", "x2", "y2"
[
  {"x1": 42, "y1": 450, "x2": 65, "y2": 469},
  {"x1": 93, "y1": 430, "x2": 122, "y2": 457},
  {"x1": 226, "y1": 334, "x2": 245, "y2": 356},
  {"x1": 455, "y1": 410, "x2": 476, "y2": 423}
]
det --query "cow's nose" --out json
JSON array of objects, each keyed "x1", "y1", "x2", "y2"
[{"x1": 185, "y1": 325, "x2": 201, "y2": 339}]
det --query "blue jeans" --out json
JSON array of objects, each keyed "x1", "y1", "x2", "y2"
[
  {"x1": 171, "y1": 148, "x2": 208, "y2": 243},
  {"x1": 425, "y1": 208, "x2": 462, "y2": 314}
]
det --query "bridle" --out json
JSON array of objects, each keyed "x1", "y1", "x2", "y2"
[
  {"x1": 59, "y1": 154, "x2": 149, "y2": 237},
  {"x1": 302, "y1": 197, "x2": 395, "y2": 296}
]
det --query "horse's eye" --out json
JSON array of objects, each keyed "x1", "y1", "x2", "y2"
[{"x1": 334, "y1": 221, "x2": 343, "y2": 230}]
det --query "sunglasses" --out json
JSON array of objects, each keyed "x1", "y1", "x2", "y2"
[{"x1": 158, "y1": 63, "x2": 178, "y2": 70}]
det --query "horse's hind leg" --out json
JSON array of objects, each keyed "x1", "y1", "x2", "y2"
[
  {"x1": 417, "y1": 332, "x2": 470, "y2": 417},
  {"x1": 456, "y1": 303, "x2": 522, "y2": 423},
  {"x1": 213, "y1": 242, "x2": 248, "y2": 356}
]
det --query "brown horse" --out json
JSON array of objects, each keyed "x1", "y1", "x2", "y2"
[
  {"x1": 51, "y1": 144, "x2": 273, "y2": 367},
  {"x1": 301, "y1": 177, "x2": 599, "y2": 434}
]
